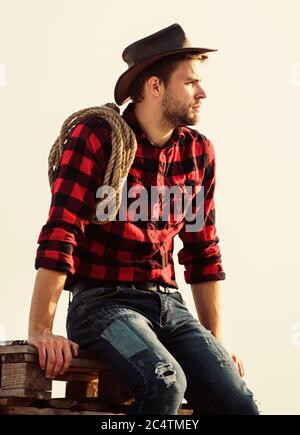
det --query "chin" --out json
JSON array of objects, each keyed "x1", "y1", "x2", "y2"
[{"x1": 187, "y1": 117, "x2": 198, "y2": 126}]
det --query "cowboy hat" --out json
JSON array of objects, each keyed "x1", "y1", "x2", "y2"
[{"x1": 114, "y1": 23, "x2": 217, "y2": 106}]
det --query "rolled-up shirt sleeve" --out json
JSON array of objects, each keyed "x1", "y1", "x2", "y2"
[
  {"x1": 34, "y1": 118, "x2": 109, "y2": 275},
  {"x1": 177, "y1": 137, "x2": 226, "y2": 284}
]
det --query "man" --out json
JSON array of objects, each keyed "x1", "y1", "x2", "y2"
[{"x1": 28, "y1": 24, "x2": 259, "y2": 415}]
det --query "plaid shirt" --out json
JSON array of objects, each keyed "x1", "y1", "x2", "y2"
[{"x1": 35, "y1": 102, "x2": 226, "y2": 290}]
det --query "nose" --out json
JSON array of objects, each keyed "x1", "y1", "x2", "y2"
[{"x1": 195, "y1": 84, "x2": 206, "y2": 100}]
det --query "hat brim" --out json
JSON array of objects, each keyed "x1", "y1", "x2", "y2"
[{"x1": 114, "y1": 47, "x2": 217, "y2": 106}]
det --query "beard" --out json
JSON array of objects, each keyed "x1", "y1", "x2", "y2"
[{"x1": 160, "y1": 90, "x2": 199, "y2": 128}]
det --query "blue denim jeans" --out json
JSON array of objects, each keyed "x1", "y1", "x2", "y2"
[{"x1": 66, "y1": 285, "x2": 259, "y2": 415}]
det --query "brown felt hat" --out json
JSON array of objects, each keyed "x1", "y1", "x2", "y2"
[{"x1": 114, "y1": 23, "x2": 217, "y2": 106}]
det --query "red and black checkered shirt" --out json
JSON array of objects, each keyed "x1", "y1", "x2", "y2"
[{"x1": 35, "y1": 102, "x2": 226, "y2": 290}]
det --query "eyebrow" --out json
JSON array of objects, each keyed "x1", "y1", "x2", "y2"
[{"x1": 184, "y1": 76, "x2": 202, "y2": 82}]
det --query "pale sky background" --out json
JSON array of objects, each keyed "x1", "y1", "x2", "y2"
[{"x1": 0, "y1": 0, "x2": 300, "y2": 415}]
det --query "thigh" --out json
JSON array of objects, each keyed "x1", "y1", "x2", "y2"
[
  {"x1": 160, "y1": 308, "x2": 259, "y2": 415},
  {"x1": 67, "y1": 289, "x2": 186, "y2": 403}
]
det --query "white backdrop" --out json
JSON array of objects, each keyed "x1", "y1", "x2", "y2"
[{"x1": 0, "y1": 0, "x2": 299, "y2": 414}]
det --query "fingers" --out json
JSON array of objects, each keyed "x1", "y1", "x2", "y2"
[
  {"x1": 58, "y1": 344, "x2": 73, "y2": 376},
  {"x1": 69, "y1": 340, "x2": 79, "y2": 358},
  {"x1": 58, "y1": 340, "x2": 79, "y2": 376},
  {"x1": 45, "y1": 345, "x2": 56, "y2": 379},
  {"x1": 48, "y1": 340, "x2": 79, "y2": 378},
  {"x1": 234, "y1": 357, "x2": 245, "y2": 377},
  {"x1": 238, "y1": 360, "x2": 245, "y2": 377},
  {"x1": 230, "y1": 353, "x2": 245, "y2": 378},
  {"x1": 28, "y1": 334, "x2": 79, "y2": 379},
  {"x1": 38, "y1": 344, "x2": 47, "y2": 371}
]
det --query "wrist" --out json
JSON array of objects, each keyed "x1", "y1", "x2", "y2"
[{"x1": 28, "y1": 327, "x2": 52, "y2": 337}]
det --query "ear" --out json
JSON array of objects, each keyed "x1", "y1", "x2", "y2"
[{"x1": 147, "y1": 76, "x2": 164, "y2": 98}]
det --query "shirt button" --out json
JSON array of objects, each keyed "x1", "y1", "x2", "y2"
[{"x1": 151, "y1": 234, "x2": 155, "y2": 239}]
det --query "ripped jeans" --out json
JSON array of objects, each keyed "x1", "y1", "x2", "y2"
[{"x1": 66, "y1": 285, "x2": 259, "y2": 415}]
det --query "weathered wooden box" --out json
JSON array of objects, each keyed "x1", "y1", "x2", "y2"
[{"x1": 0, "y1": 341, "x2": 192, "y2": 415}]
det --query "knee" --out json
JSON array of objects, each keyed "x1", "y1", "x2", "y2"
[
  {"x1": 234, "y1": 393, "x2": 260, "y2": 415},
  {"x1": 222, "y1": 386, "x2": 260, "y2": 415},
  {"x1": 232, "y1": 381, "x2": 260, "y2": 415},
  {"x1": 151, "y1": 361, "x2": 187, "y2": 399},
  {"x1": 127, "y1": 361, "x2": 187, "y2": 415}
]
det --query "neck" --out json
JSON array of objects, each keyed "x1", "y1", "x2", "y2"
[{"x1": 133, "y1": 102, "x2": 174, "y2": 147}]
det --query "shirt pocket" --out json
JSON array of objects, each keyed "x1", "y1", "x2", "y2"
[
  {"x1": 119, "y1": 173, "x2": 146, "y2": 222},
  {"x1": 165, "y1": 174, "x2": 203, "y2": 229}
]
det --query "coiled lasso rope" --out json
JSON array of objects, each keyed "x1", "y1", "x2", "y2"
[{"x1": 48, "y1": 103, "x2": 137, "y2": 224}]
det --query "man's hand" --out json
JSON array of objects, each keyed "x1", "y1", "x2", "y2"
[
  {"x1": 230, "y1": 353, "x2": 245, "y2": 377},
  {"x1": 27, "y1": 269, "x2": 77, "y2": 379},
  {"x1": 28, "y1": 332, "x2": 79, "y2": 379}
]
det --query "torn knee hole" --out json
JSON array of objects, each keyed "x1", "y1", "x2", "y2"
[{"x1": 155, "y1": 361, "x2": 176, "y2": 387}]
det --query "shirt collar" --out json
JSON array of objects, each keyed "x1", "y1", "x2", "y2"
[{"x1": 121, "y1": 102, "x2": 185, "y2": 148}]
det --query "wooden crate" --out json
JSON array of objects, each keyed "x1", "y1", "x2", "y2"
[{"x1": 0, "y1": 341, "x2": 193, "y2": 415}]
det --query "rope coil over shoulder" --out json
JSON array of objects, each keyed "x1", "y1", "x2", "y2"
[{"x1": 48, "y1": 103, "x2": 137, "y2": 225}]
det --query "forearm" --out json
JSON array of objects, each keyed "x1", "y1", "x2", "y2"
[
  {"x1": 191, "y1": 280, "x2": 223, "y2": 344},
  {"x1": 28, "y1": 267, "x2": 67, "y2": 335}
]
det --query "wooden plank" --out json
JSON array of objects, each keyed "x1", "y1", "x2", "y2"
[
  {"x1": 0, "y1": 405, "x2": 192, "y2": 415},
  {"x1": 0, "y1": 397, "x2": 122, "y2": 413},
  {"x1": 47, "y1": 399, "x2": 77, "y2": 409},
  {"x1": 58, "y1": 399, "x2": 112, "y2": 412},
  {"x1": 0, "y1": 344, "x2": 110, "y2": 370},
  {"x1": 56, "y1": 372, "x2": 98, "y2": 383},
  {"x1": 0, "y1": 340, "x2": 28, "y2": 347},
  {"x1": 57, "y1": 366, "x2": 102, "y2": 381},
  {"x1": 0, "y1": 397, "x2": 35, "y2": 406},
  {"x1": 70, "y1": 357, "x2": 109, "y2": 370},
  {"x1": 0, "y1": 388, "x2": 51, "y2": 399},
  {"x1": 0, "y1": 406, "x2": 124, "y2": 415},
  {"x1": 0, "y1": 343, "x2": 108, "y2": 362},
  {"x1": 75, "y1": 349, "x2": 110, "y2": 360},
  {"x1": 0, "y1": 343, "x2": 154, "y2": 408},
  {"x1": 1, "y1": 362, "x2": 51, "y2": 391},
  {"x1": 0, "y1": 345, "x2": 37, "y2": 356},
  {"x1": 2, "y1": 354, "x2": 37, "y2": 364},
  {"x1": 0, "y1": 396, "x2": 192, "y2": 414},
  {"x1": 1, "y1": 352, "x2": 109, "y2": 371}
]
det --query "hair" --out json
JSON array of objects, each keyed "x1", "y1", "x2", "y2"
[{"x1": 128, "y1": 52, "x2": 208, "y2": 103}]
